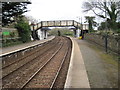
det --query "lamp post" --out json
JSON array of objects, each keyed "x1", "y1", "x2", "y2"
[
  {"x1": 105, "y1": 0, "x2": 108, "y2": 53},
  {"x1": 93, "y1": 1, "x2": 108, "y2": 52},
  {"x1": 77, "y1": 16, "x2": 83, "y2": 39},
  {"x1": 77, "y1": 16, "x2": 82, "y2": 26},
  {"x1": 76, "y1": 17, "x2": 80, "y2": 37}
]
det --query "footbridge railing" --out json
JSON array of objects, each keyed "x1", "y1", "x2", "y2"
[{"x1": 30, "y1": 20, "x2": 86, "y2": 31}]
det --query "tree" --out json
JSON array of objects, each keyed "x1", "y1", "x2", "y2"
[
  {"x1": 85, "y1": 16, "x2": 97, "y2": 32},
  {"x1": 26, "y1": 15, "x2": 39, "y2": 24},
  {"x1": 98, "y1": 21, "x2": 111, "y2": 30},
  {"x1": 2, "y1": 2, "x2": 29, "y2": 26},
  {"x1": 83, "y1": 0, "x2": 120, "y2": 30},
  {"x1": 15, "y1": 16, "x2": 31, "y2": 43}
]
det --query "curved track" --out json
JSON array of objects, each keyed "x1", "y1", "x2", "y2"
[
  {"x1": 2, "y1": 36, "x2": 72, "y2": 89},
  {"x1": 2, "y1": 37, "x2": 60, "y2": 78}
]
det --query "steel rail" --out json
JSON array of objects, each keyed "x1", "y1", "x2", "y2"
[
  {"x1": 2, "y1": 39, "x2": 53, "y2": 69},
  {"x1": 20, "y1": 38, "x2": 64, "y2": 89},
  {"x1": 2, "y1": 38, "x2": 61, "y2": 80},
  {"x1": 50, "y1": 39, "x2": 69, "y2": 89}
]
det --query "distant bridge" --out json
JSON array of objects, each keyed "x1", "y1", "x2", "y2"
[
  {"x1": 30, "y1": 20, "x2": 89, "y2": 40},
  {"x1": 30, "y1": 20, "x2": 88, "y2": 31}
]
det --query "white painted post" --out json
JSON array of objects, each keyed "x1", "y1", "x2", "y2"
[
  {"x1": 45, "y1": 30, "x2": 48, "y2": 39},
  {"x1": 41, "y1": 30, "x2": 44, "y2": 40},
  {"x1": 30, "y1": 35, "x2": 34, "y2": 41},
  {"x1": 39, "y1": 30, "x2": 41, "y2": 40},
  {"x1": 43, "y1": 30, "x2": 45, "y2": 39},
  {"x1": 37, "y1": 29, "x2": 46, "y2": 40},
  {"x1": 76, "y1": 29, "x2": 80, "y2": 38},
  {"x1": 37, "y1": 29, "x2": 41, "y2": 40}
]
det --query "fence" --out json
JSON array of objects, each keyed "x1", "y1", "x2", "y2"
[{"x1": 84, "y1": 33, "x2": 120, "y2": 55}]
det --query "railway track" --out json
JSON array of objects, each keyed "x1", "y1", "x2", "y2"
[
  {"x1": 2, "y1": 36, "x2": 72, "y2": 89},
  {"x1": 2, "y1": 37, "x2": 62, "y2": 88},
  {"x1": 2, "y1": 37, "x2": 61, "y2": 78},
  {"x1": 2, "y1": 37, "x2": 56, "y2": 69}
]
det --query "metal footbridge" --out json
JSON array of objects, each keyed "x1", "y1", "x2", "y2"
[{"x1": 31, "y1": 20, "x2": 88, "y2": 31}]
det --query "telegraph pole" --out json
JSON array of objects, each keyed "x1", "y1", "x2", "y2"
[
  {"x1": 81, "y1": 17, "x2": 84, "y2": 39},
  {"x1": 77, "y1": 16, "x2": 84, "y2": 39},
  {"x1": 105, "y1": 0, "x2": 108, "y2": 53}
]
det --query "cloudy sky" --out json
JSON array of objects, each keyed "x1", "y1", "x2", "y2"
[{"x1": 24, "y1": 0, "x2": 96, "y2": 22}]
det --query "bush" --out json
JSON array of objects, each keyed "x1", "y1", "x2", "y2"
[
  {"x1": 15, "y1": 17, "x2": 31, "y2": 43},
  {"x1": 115, "y1": 29, "x2": 120, "y2": 33},
  {"x1": 2, "y1": 39, "x2": 23, "y2": 47}
]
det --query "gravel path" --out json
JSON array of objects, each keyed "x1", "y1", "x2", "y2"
[{"x1": 76, "y1": 39, "x2": 118, "y2": 88}]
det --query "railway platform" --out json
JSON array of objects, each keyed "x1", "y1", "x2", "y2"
[
  {"x1": 1, "y1": 36, "x2": 55, "y2": 56},
  {"x1": 64, "y1": 37, "x2": 90, "y2": 88},
  {"x1": 65, "y1": 37, "x2": 118, "y2": 88}
]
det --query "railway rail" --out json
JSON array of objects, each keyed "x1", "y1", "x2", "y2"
[
  {"x1": 2, "y1": 37, "x2": 60, "y2": 78},
  {"x1": 2, "y1": 36, "x2": 72, "y2": 89},
  {"x1": 2, "y1": 37, "x2": 56, "y2": 68}
]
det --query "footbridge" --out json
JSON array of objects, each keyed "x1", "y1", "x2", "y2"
[{"x1": 30, "y1": 20, "x2": 88, "y2": 40}]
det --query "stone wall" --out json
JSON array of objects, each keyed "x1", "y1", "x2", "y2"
[{"x1": 84, "y1": 33, "x2": 120, "y2": 54}]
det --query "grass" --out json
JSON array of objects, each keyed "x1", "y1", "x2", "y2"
[
  {"x1": 2, "y1": 40, "x2": 23, "y2": 47},
  {"x1": 87, "y1": 41, "x2": 118, "y2": 88},
  {"x1": 100, "y1": 52, "x2": 118, "y2": 67},
  {"x1": 88, "y1": 41, "x2": 118, "y2": 67}
]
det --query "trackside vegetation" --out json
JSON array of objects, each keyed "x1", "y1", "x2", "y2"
[{"x1": 15, "y1": 17, "x2": 31, "y2": 43}]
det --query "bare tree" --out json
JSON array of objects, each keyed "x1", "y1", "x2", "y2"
[
  {"x1": 26, "y1": 15, "x2": 38, "y2": 24},
  {"x1": 83, "y1": 0, "x2": 120, "y2": 29}
]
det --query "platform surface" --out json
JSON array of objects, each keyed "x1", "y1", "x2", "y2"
[
  {"x1": 65, "y1": 37, "x2": 118, "y2": 88},
  {"x1": 76, "y1": 39, "x2": 118, "y2": 88},
  {"x1": 64, "y1": 37, "x2": 90, "y2": 88},
  {"x1": 1, "y1": 36, "x2": 55, "y2": 56}
]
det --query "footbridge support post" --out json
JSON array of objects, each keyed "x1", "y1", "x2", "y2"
[
  {"x1": 44, "y1": 30, "x2": 48, "y2": 39},
  {"x1": 31, "y1": 30, "x2": 39, "y2": 40},
  {"x1": 74, "y1": 29, "x2": 80, "y2": 38},
  {"x1": 37, "y1": 29, "x2": 43, "y2": 40},
  {"x1": 76, "y1": 29, "x2": 80, "y2": 38},
  {"x1": 73, "y1": 30, "x2": 77, "y2": 37},
  {"x1": 37, "y1": 28, "x2": 49, "y2": 40}
]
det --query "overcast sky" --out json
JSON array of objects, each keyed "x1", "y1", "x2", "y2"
[{"x1": 24, "y1": 0, "x2": 96, "y2": 22}]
